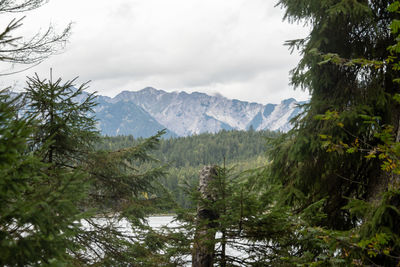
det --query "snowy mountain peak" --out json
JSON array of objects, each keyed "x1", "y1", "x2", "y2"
[{"x1": 94, "y1": 87, "x2": 304, "y2": 137}]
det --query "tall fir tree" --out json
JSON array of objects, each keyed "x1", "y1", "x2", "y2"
[
  {"x1": 25, "y1": 73, "x2": 98, "y2": 166},
  {"x1": 0, "y1": 90, "x2": 88, "y2": 266},
  {"x1": 0, "y1": 74, "x2": 174, "y2": 266},
  {"x1": 267, "y1": 0, "x2": 400, "y2": 265}
]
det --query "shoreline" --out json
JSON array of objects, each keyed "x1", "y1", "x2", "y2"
[{"x1": 149, "y1": 213, "x2": 176, "y2": 217}]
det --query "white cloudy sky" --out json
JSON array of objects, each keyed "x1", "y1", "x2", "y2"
[{"x1": 1, "y1": 0, "x2": 310, "y2": 104}]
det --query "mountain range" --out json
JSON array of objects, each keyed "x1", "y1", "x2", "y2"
[{"x1": 94, "y1": 87, "x2": 305, "y2": 138}]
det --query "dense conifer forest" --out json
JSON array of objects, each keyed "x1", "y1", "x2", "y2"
[
  {"x1": 2, "y1": 0, "x2": 400, "y2": 266},
  {"x1": 97, "y1": 130, "x2": 275, "y2": 208},
  {"x1": 98, "y1": 130, "x2": 275, "y2": 167}
]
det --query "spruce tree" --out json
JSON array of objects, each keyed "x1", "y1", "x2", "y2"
[
  {"x1": 0, "y1": 90, "x2": 88, "y2": 266},
  {"x1": 267, "y1": 0, "x2": 400, "y2": 264},
  {"x1": 25, "y1": 73, "x2": 98, "y2": 166},
  {"x1": 22, "y1": 73, "x2": 173, "y2": 265},
  {"x1": 0, "y1": 73, "x2": 175, "y2": 265}
]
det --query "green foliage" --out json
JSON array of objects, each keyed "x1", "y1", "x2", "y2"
[
  {"x1": 265, "y1": 0, "x2": 400, "y2": 265},
  {"x1": 25, "y1": 74, "x2": 98, "y2": 166},
  {"x1": 97, "y1": 130, "x2": 273, "y2": 209},
  {"x1": 0, "y1": 90, "x2": 88, "y2": 266},
  {"x1": 87, "y1": 130, "x2": 173, "y2": 216},
  {"x1": 98, "y1": 129, "x2": 276, "y2": 168},
  {"x1": 1, "y1": 75, "x2": 175, "y2": 265},
  {"x1": 165, "y1": 165, "x2": 277, "y2": 266}
]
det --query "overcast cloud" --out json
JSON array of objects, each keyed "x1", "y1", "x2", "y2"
[{"x1": 1, "y1": 0, "x2": 310, "y2": 104}]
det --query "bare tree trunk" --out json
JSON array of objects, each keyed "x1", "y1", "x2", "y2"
[
  {"x1": 192, "y1": 165, "x2": 218, "y2": 267},
  {"x1": 368, "y1": 108, "x2": 400, "y2": 205}
]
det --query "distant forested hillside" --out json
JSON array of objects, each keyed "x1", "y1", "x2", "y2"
[
  {"x1": 97, "y1": 129, "x2": 278, "y2": 168},
  {"x1": 97, "y1": 130, "x2": 278, "y2": 208}
]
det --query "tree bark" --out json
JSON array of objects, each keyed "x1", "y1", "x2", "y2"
[{"x1": 192, "y1": 165, "x2": 218, "y2": 267}]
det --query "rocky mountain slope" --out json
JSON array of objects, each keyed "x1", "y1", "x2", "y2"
[{"x1": 94, "y1": 87, "x2": 305, "y2": 137}]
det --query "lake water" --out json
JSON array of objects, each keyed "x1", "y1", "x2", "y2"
[
  {"x1": 147, "y1": 215, "x2": 176, "y2": 228},
  {"x1": 147, "y1": 215, "x2": 251, "y2": 266},
  {"x1": 83, "y1": 215, "x2": 253, "y2": 265}
]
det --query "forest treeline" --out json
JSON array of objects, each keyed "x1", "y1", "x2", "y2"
[
  {"x1": 97, "y1": 130, "x2": 276, "y2": 208},
  {"x1": 97, "y1": 129, "x2": 276, "y2": 167}
]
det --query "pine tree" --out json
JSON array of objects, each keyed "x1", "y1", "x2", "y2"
[
  {"x1": 0, "y1": 90, "x2": 88, "y2": 266},
  {"x1": 21, "y1": 73, "x2": 174, "y2": 265},
  {"x1": 24, "y1": 73, "x2": 98, "y2": 166},
  {"x1": 267, "y1": 0, "x2": 400, "y2": 264}
]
